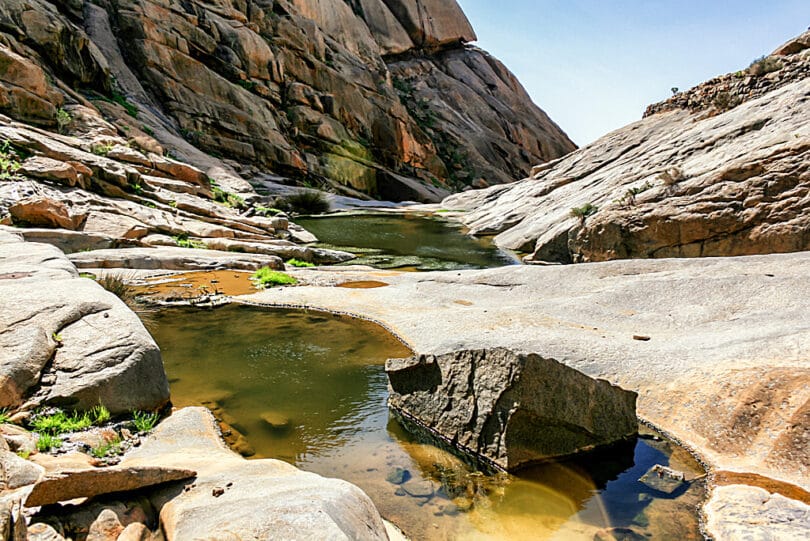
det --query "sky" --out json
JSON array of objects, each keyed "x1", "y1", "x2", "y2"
[{"x1": 456, "y1": 0, "x2": 810, "y2": 146}]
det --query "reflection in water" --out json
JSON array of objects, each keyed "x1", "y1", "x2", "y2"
[
  {"x1": 152, "y1": 305, "x2": 705, "y2": 540},
  {"x1": 296, "y1": 213, "x2": 519, "y2": 271}
]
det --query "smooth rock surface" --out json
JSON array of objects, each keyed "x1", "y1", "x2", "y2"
[
  {"x1": 387, "y1": 349, "x2": 637, "y2": 470},
  {"x1": 122, "y1": 407, "x2": 390, "y2": 540},
  {"x1": 705, "y1": 485, "x2": 810, "y2": 541},
  {"x1": 24, "y1": 466, "x2": 196, "y2": 508},
  {"x1": 68, "y1": 247, "x2": 284, "y2": 272},
  {"x1": 242, "y1": 253, "x2": 810, "y2": 495},
  {"x1": 0, "y1": 235, "x2": 169, "y2": 412}
]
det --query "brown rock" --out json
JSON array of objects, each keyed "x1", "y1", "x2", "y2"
[
  {"x1": 1, "y1": 448, "x2": 44, "y2": 489},
  {"x1": 19, "y1": 157, "x2": 79, "y2": 187},
  {"x1": 87, "y1": 508, "x2": 125, "y2": 541},
  {"x1": 0, "y1": 43, "x2": 63, "y2": 125},
  {"x1": 24, "y1": 466, "x2": 196, "y2": 507},
  {"x1": 116, "y1": 523, "x2": 153, "y2": 541},
  {"x1": 27, "y1": 523, "x2": 66, "y2": 541},
  {"x1": 8, "y1": 196, "x2": 86, "y2": 230}
]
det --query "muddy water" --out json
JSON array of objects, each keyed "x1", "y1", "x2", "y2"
[
  {"x1": 296, "y1": 213, "x2": 519, "y2": 271},
  {"x1": 151, "y1": 305, "x2": 705, "y2": 540}
]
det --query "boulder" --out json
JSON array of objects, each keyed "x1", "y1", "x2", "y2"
[
  {"x1": 8, "y1": 196, "x2": 85, "y2": 230},
  {"x1": 3, "y1": 226, "x2": 117, "y2": 253},
  {"x1": 0, "y1": 43, "x2": 63, "y2": 125},
  {"x1": 386, "y1": 348, "x2": 638, "y2": 470},
  {"x1": 121, "y1": 407, "x2": 390, "y2": 540},
  {"x1": 0, "y1": 449, "x2": 44, "y2": 490},
  {"x1": 0, "y1": 236, "x2": 169, "y2": 412},
  {"x1": 24, "y1": 466, "x2": 196, "y2": 507},
  {"x1": 705, "y1": 485, "x2": 810, "y2": 541},
  {"x1": 27, "y1": 523, "x2": 66, "y2": 541},
  {"x1": 68, "y1": 247, "x2": 284, "y2": 272},
  {"x1": 19, "y1": 157, "x2": 80, "y2": 187}
]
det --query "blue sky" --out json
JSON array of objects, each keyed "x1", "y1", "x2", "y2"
[{"x1": 456, "y1": 1, "x2": 810, "y2": 146}]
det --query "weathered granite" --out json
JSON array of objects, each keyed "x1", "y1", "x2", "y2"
[
  {"x1": 387, "y1": 348, "x2": 638, "y2": 470},
  {"x1": 705, "y1": 485, "x2": 810, "y2": 541},
  {"x1": 68, "y1": 247, "x2": 284, "y2": 272}
]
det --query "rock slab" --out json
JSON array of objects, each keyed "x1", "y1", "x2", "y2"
[{"x1": 386, "y1": 348, "x2": 638, "y2": 471}]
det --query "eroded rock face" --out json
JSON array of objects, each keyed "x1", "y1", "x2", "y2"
[
  {"x1": 0, "y1": 234, "x2": 169, "y2": 413},
  {"x1": 386, "y1": 348, "x2": 638, "y2": 470},
  {"x1": 0, "y1": 0, "x2": 573, "y2": 201},
  {"x1": 444, "y1": 42, "x2": 810, "y2": 262}
]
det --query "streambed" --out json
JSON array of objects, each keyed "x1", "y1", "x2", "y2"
[{"x1": 151, "y1": 304, "x2": 706, "y2": 540}]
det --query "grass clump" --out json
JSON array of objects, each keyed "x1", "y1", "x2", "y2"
[
  {"x1": 570, "y1": 203, "x2": 598, "y2": 224},
  {"x1": 211, "y1": 182, "x2": 246, "y2": 210},
  {"x1": 112, "y1": 91, "x2": 139, "y2": 118},
  {"x1": 275, "y1": 191, "x2": 330, "y2": 215},
  {"x1": 286, "y1": 258, "x2": 314, "y2": 268},
  {"x1": 96, "y1": 273, "x2": 135, "y2": 304},
  {"x1": 91, "y1": 404, "x2": 111, "y2": 425},
  {"x1": 255, "y1": 205, "x2": 282, "y2": 217},
  {"x1": 748, "y1": 56, "x2": 782, "y2": 77},
  {"x1": 91, "y1": 143, "x2": 114, "y2": 156},
  {"x1": 173, "y1": 234, "x2": 206, "y2": 249},
  {"x1": 31, "y1": 409, "x2": 92, "y2": 435},
  {"x1": 251, "y1": 267, "x2": 297, "y2": 289},
  {"x1": 132, "y1": 411, "x2": 160, "y2": 433},
  {"x1": 91, "y1": 436, "x2": 122, "y2": 458},
  {"x1": 36, "y1": 433, "x2": 62, "y2": 452},
  {"x1": 0, "y1": 408, "x2": 10, "y2": 424}
]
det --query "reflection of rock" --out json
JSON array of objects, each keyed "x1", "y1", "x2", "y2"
[
  {"x1": 639, "y1": 464, "x2": 686, "y2": 495},
  {"x1": 386, "y1": 467, "x2": 411, "y2": 485},
  {"x1": 386, "y1": 348, "x2": 638, "y2": 471},
  {"x1": 260, "y1": 411, "x2": 292, "y2": 431}
]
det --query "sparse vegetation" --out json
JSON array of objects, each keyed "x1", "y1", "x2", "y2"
[
  {"x1": 621, "y1": 181, "x2": 655, "y2": 206},
  {"x1": 286, "y1": 258, "x2": 315, "y2": 268},
  {"x1": 570, "y1": 203, "x2": 598, "y2": 224},
  {"x1": 251, "y1": 267, "x2": 298, "y2": 288},
  {"x1": 658, "y1": 167, "x2": 684, "y2": 188},
  {"x1": 31, "y1": 409, "x2": 92, "y2": 436},
  {"x1": 255, "y1": 205, "x2": 282, "y2": 217},
  {"x1": 91, "y1": 436, "x2": 122, "y2": 458},
  {"x1": 0, "y1": 408, "x2": 10, "y2": 424},
  {"x1": 211, "y1": 182, "x2": 246, "y2": 210},
  {"x1": 132, "y1": 410, "x2": 160, "y2": 433},
  {"x1": 275, "y1": 191, "x2": 330, "y2": 215},
  {"x1": 237, "y1": 80, "x2": 257, "y2": 91},
  {"x1": 713, "y1": 91, "x2": 741, "y2": 111},
  {"x1": 111, "y1": 90, "x2": 139, "y2": 118},
  {"x1": 36, "y1": 433, "x2": 62, "y2": 452},
  {"x1": 91, "y1": 143, "x2": 114, "y2": 156},
  {"x1": 748, "y1": 56, "x2": 782, "y2": 77},
  {"x1": 56, "y1": 108, "x2": 72, "y2": 134},
  {"x1": 173, "y1": 234, "x2": 206, "y2": 249},
  {"x1": 96, "y1": 273, "x2": 135, "y2": 303},
  {"x1": 91, "y1": 404, "x2": 111, "y2": 425},
  {"x1": 0, "y1": 140, "x2": 22, "y2": 180},
  {"x1": 127, "y1": 182, "x2": 144, "y2": 195},
  {"x1": 141, "y1": 125, "x2": 154, "y2": 136}
]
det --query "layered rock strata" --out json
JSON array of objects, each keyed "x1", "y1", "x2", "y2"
[
  {"x1": 386, "y1": 348, "x2": 638, "y2": 471},
  {"x1": 443, "y1": 37, "x2": 810, "y2": 262}
]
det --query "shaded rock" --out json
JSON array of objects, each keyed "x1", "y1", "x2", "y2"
[
  {"x1": 0, "y1": 43, "x2": 62, "y2": 125},
  {"x1": 24, "y1": 466, "x2": 196, "y2": 507},
  {"x1": 121, "y1": 407, "x2": 389, "y2": 540},
  {"x1": 1, "y1": 425, "x2": 37, "y2": 456},
  {"x1": 68, "y1": 247, "x2": 284, "y2": 272},
  {"x1": 639, "y1": 464, "x2": 686, "y2": 494},
  {"x1": 386, "y1": 348, "x2": 638, "y2": 470},
  {"x1": 3, "y1": 226, "x2": 117, "y2": 254},
  {"x1": 116, "y1": 522, "x2": 153, "y2": 541},
  {"x1": 86, "y1": 508, "x2": 125, "y2": 541},
  {"x1": 19, "y1": 157, "x2": 79, "y2": 187},
  {"x1": 705, "y1": 485, "x2": 810, "y2": 541}
]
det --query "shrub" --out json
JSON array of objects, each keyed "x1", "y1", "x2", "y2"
[
  {"x1": 96, "y1": 273, "x2": 135, "y2": 303},
  {"x1": 275, "y1": 190, "x2": 330, "y2": 215},
  {"x1": 251, "y1": 267, "x2": 298, "y2": 288},
  {"x1": 286, "y1": 258, "x2": 315, "y2": 268},
  {"x1": 570, "y1": 203, "x2": 598, "y2": 224},
  {"x1": 748, "y1": 56, "x2": 782, "y2": 77},
  {"x1": 56, "y1": 108, "x2": 72, "y2": 134},
  {"x1": 132, "y1": 410, "x2": 160, "y2": 433},
  {"x1": 713, "y1": 91, "x2": 740, "y2": 111}
]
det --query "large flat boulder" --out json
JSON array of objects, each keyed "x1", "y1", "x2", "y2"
[
  {"x1": 68, "y1": 247, "x2": 284, "y2": 272},
  {"x1": 386, "y1": 349, "x2": 637, "y2": 470},
  {"x1": 122, "y1": 407, "x2": 390, "y2": 540},
  {"x1": 0, "y1": 235, "x2": 169, "y2": 413}
]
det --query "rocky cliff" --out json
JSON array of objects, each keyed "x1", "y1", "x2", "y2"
[
  {"x1": 444, "y1": 31, "x2": 810, "y2": 262},
  {"x1": 0, "y1": 0, "x2": 575, "y2": 203}
]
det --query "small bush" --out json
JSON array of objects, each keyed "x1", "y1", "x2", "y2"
[
  {"x1": 275, "y1": 191, "x2": 330, "y2": 215},
  {"x1": 56, "y1": 108, "x2": 72, "y2": 134},
  {"x1": 36, "y1": 433, "x2": 62, "y2": 452},
  {"x1": 96, "y1": 273, "x2": 135, "y2": 303},
  {"x1": 286, "y1": 258, "x2": 315, "y2": 268},
  {"x1": 132, "y1": 411, "x2": 160, "y2": 433},
  {"x1": 713, "y1": 91, "x2": 740, "y2": 111},
  {"x1": 570, "y1": 203, "x2": 598, "y2": 223},
  {"x1": 251, "y1": 267, "x2": 298, "y2": 289},
  {"x1": 749, "y1": 56, "x2": 782, "y2": 77}
]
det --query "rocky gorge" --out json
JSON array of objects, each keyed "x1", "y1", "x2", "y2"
[{"x1": 0, "y1": 3, "x2": 808, "y2": 541}]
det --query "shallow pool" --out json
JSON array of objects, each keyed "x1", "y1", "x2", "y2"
[{"x1": 152, "y1": 305, "x2": 705, "y2": 540}]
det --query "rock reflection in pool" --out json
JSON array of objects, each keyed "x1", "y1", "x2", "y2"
[
  {"x1": 151, "y1": 305, "x2": 704, "y2": 540},
  {"x1": 295, "y1": 212, "x2": 519, "y2": 271}
]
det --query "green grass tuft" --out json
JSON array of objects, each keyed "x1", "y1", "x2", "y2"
[
  {"x1": 91, "y1": 404, "x2": 111, "y2": 425},
  {"x1": 36, "y1": 433, "x2": 62, "y2": 452},
  {"x1": 0, "y1": 408, "x2": 10, "y2": 424},
  {"x1": 91, "y1": 436, "x2": 122, "y2": 458},
  {"x1": 132, "y1": 411, "x2": 160, "y2": 433},
  {"x1": 251, "y1": 267, "x2": 298, "y2": 288},
  {"x1": 286, "y1": 258, "x2": 314, "y2": 268},
  {"x1": 31, "y1": 409, "x2": 92, "y2": 435}
]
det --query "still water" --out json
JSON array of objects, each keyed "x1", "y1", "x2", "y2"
[
  {"x1": 152, "y1": 305, "x2": 704, "y2": 540},
  {"x1": 295, "y1": 213, "x2": 519, "y2": 271}
]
